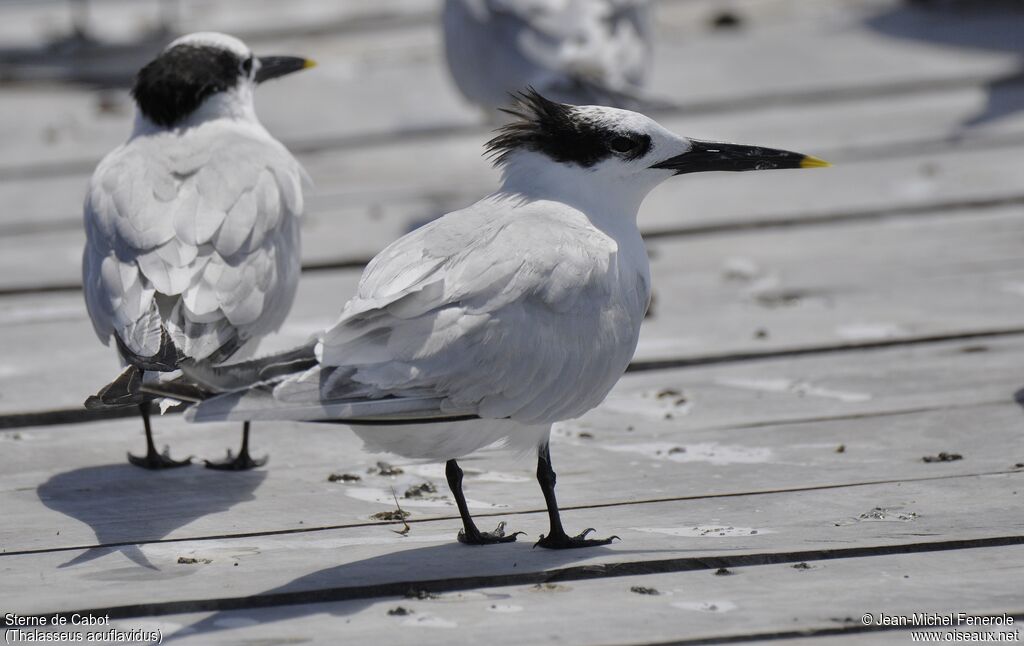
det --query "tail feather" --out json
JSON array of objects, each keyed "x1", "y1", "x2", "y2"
[
  {"x1": 84, "y1": 366, "x2": 147, "y2": 410},
  {"x1": 180, "y1": 340, "x2": 319, "y2": 394},
  {"x1": 187, "y1": 389, "x2": 471, "y2": 424}
]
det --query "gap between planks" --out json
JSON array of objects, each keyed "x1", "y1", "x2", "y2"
[
  {"x1": 4, "y1": 468, "x2": 1018, "y2": 558},
  {"x1": 611, "y1": 612, "x2": 1024, "y2": 646},
  {"x1": 3, "y1": 326, "x2": 1024, "y2": 431},
  {"x1": 1, "y1": 69, "x2": 1020, "y2": 184},
  {"x1": 23, "y1": 537, "x2": 1024, "y2": 623},
  {"x1": 2, "y1": 188, "x2": 1024, "y2": 300}
]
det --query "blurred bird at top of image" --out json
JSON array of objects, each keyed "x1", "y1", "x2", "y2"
[
  {"x1": 81, "y1": 32, "x2": 315, "y2": 472},
  {"x1": 442, "y1": 0, "x2": 656, "y2": 117}
]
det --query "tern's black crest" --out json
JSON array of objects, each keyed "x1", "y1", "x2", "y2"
[
  {"x1": 132, "y1": 44, "x2": 245, "y2": 127},
  {"x1": 485, "y1": 89, "x2": 652, "y2": 168}
]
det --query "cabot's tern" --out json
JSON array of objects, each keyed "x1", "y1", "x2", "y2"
[
  {"x1": 157, "y1": 90, "x2": 828, "y2": 546},
  {"x1": 83, "y1": 32, "x2": 314, "y2": 470},
  {"x1": 443, "y1": 0, "x2": 655, "y2": 115}
]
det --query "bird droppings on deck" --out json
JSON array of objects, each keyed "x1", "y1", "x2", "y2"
[
  {"x1": 632, "y1": 526, "x2": 771, "y2": 538},
  {"x1": 404, "y1": 463, "x2": 531, "y2": 483},
  {"x1": 401, "y1": 613, "x2": 458, "y2": 629},
  {"x1": 388, "y1": 607, "x2": 413, "y2": 616},
  {"x1": 714, "y1": 377, "x2": 872, "y2": 403},
  {"x1": 369, "y1": 509, "x2": 411, "y2": 521},
  {"x1": 176, "y1": 556, "x2": 212, "y2": 565},
  {"x1": 327, "y1": 472, "x2": 362, "y2": 483},
  {"x1": 835, "y1": 323, "x2": 908, "y2": 341},
  {"x1": 856, "y1": 507, "x2": 919, "y2": 523},
  {"x1": 530, "y1": 583, "x2": 571, "y2": 593},
  {"x1": 604, "y1": 442, "x2": 772, "y2": 465},
  {"x1": 671, "y1": 600, "x2": 738, "y2": 613},
  {"x1": 487, "y1": 604, "x2": 524, "y2": 613},
  {"x1": 714, "y1": 568, "x2": 734, "y2": 576},
  {"x1": 601, "y1": 388, "x2": 693, "y2": 419},
  {"x1": 922, "y1": 452, "x2": 963, "y2": 463},
  {"x1": 630, "y1": 586, "x2": 660, "y2": 595},
  {"x1": 346, "y1": 486, "x2": 504, "y2": 509},
  {"x1": 368, "y1": 462, "x2": 404, "y2": 476},
  {"x1": 792, "y1": 562, "x2": 814, "y2": 570},
  {"x1": 403, "y1": 482, "x2": 439, "y2": 499}
]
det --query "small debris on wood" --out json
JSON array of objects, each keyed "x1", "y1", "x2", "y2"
[
  {"x1": 405, "y1": 588, "x2": 439, "y2": 600},
  {"x1": 177, "y1": 556, "x2": 212, "y2": 565},
  {"x1": 655, "y1": 388, "x2": 682, "y2": 400},
  {"x1": 389, "y1": 489, "x2": 413, "y2": 536},
  {"x1": 714, "y1": 567, "x2": 733, "y2": 576},
  {"x1": 577, "y1": 431, "x2": 594, "y2": 439},
  {"x1": 531, "y1": 583, "x2": 571, "y2": 592},
  {"x1": 859, "y1": 507, "x2": 918, "y2": 521},
  {"x1": 921, "y1": 452, "x2": 962, "y2": 463},
  {"x1": 327, "y1": 473, "x2": 361, "y2": 483},
  {"x1": 371, "y1": 509, "x2": 411, "y2": 521},
  {"x1": 404, "y1": 482, "x2": 438, "y2": 498},
  {"x1": 11, "y1": 432, "x2": 22, "y2": 440},
  {"x1": 959, "y1": 345, "x2": 988, "y2": 353},
  {"x1": 369, "y1": 461, "x2": 404, "y2": 476},
  {"x1": 835, "y1": 444, "x2": 846, "y2": 454},
  {"x1": 1013, "y1": 463, "x2": 1024, "y2": 469},
  {"x1": 830, "y1": 617, "x2": 856, "y2": 624},
  {"x1": 792, "y1": 562, "x2": 812, "y2": 570},
  {"x1": 626, "y1": 425, "x2": 635, "y2": 432},
  {"x1": 754, "y1": 328, "x2": 769, "y2": 339},
  {"x1": 710, "y1": 11, "x2": 743, "y2": 29},
  {"x1": 630, "y1": 586, "x2": 660, "y2": 595},
  {"x1": 667, "y1": 446, "x2": 686, "y2": 455},
  {"x1": 387, "y1": 607, "x2": 413, "y2": 616}
]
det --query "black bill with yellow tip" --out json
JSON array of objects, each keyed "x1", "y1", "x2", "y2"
[
  {"x1": 255, "y1": 56, "x2": 316, "y2": 84},
  {"x1": 650, "y1": 139, "x2": 830, "y2": 174}
]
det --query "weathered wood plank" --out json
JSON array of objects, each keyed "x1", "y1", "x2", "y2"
[
  {"x1": 3, "y1": 133, "x2": 1023, "y2": 293},
  {"x1": 1, "y1": 206, "x2": 1022, "y2": 415},
  {"x1": 1, "y1": 0, "x2": 1019, "y2": 174},
  {"x1": 2, "y1": 472, "x2": 1021, "y2": 616},
  {"x1": 3, "y1": 373, "x2": 1021, "y2": 554},
  {"x1": 67, "y1": 544, "x2": 1023, "y2": 646}
]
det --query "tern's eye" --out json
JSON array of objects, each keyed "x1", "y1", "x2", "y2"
[
  {"x1": 242, "y1": 56, "x2": 254, "y2": 75},
  {"x1": 609, "y1": 136, "x2": 638, "y2": 154}
]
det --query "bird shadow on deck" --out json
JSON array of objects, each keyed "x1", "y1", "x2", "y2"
[
  {"x1": 864, "y1": 2, "x2": 1024, "y2": 127},
  {"x1": 165, "y1": 541, "x2": 700, "y2": 642},
  {"x1": 37, "y1": 464, "x2": 266, "y2": 570}
]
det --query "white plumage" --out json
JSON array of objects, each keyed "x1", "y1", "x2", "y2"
[
  {"x1": 442, "y1": 0, "x2": 653, "y2": 112},
  {"x1": 83, "y1": 120, "x2": 306, "y2": 363},
  {"x1": 183, "y1": 91, "x2": 825, "y2": 545},
  {"x1": 83, "y1": 32, "x2": 313, "y2": 470}
]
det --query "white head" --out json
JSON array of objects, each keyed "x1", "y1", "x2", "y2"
[
  {"x1": 487, "y1": 90, "x2": 828, "y2": 216},
  {"x1": 131, "y1": 31, "x2": 315, "y2": 129}
]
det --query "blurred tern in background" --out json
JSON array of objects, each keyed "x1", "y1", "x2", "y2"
[
  {"x1": 442, "y1": 0, "x2": 660, "y2": 116},
  {"x1": 83, "y1": 32, "x2": 314, "y2": 470},
  {"x1": 156, "y1": 90, "x2": 828, "y2": 546}
]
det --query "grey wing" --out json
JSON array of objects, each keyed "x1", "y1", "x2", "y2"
[
  {"x1": 275, "y1": 204, "x2": 644, "y2": 425},
  {"x1": 442, "y1": 0, "x2": 652, "y2": 109},
  {"x1": 82, "y1": 131, "x2": 306, "y2": 367}
]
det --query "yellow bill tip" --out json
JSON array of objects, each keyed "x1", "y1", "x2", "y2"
[
  {"x1": 800, "y1": 155, "x2": 831, "y2": 169},
  {"x1": 303, "y1": 58, "x2": 318, "y2": 69}
]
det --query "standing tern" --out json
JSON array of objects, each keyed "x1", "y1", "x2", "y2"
[
  {"x1": 83, "y1": 32, "x2": 314, "y2": 470},
  {"x1": 160, "y1": 90, "x2": 827, "y2": 546},
  {"x1": 442, "y1": 0, "x2": 655, "y2": 115}
]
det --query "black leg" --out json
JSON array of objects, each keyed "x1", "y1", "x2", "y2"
[
  {"x1": 446, "y1": 459, "x2": 522, "y2": 545},
  {"x1": 127, "y1": 403, "x2": 192, "y2": 469},
  {"x1": 205, "y1": 421, "x2": 268, "y2": 471},
  {"x1": 534, "y1": 443, "x2": 618, "y2": 549}
]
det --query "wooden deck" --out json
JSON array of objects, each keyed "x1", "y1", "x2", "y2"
[{"x1": 1, "y1": 0, "x2": 1023, "y2": 643}]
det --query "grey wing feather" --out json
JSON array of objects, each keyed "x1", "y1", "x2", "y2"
[
  {"x1": 443, "y1": 0, "x2": 653, "y2": 110},
  {"x1": 83, "y1": 126, "x2": 307, "y2": 368},
  {"x1": 270, "y1": 199, "x2": 646, "y2": 426}
]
